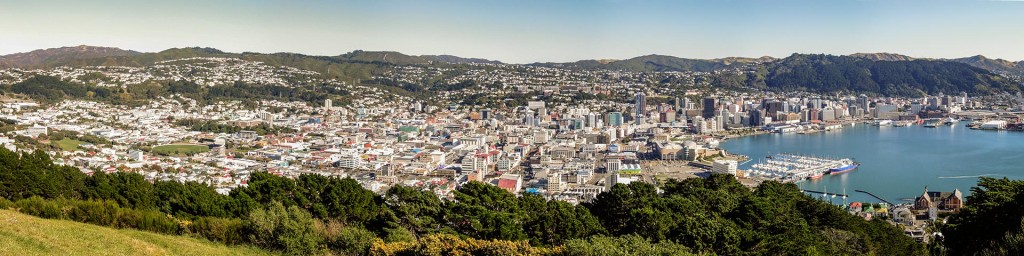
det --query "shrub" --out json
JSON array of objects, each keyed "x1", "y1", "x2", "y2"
[
  {"x1": 369, "y1": 234, "x2": 562, "y2": 256},
  {"x1": 129, "y1": 209, "x2": 181, "y2": 234},
  {"x1": 67, "y1": 200, "x2": 120, "y2": 226},
  {"x1": 15, "y1": 196, "x2": 65, "y2": 219},
  {"x1": 316, "y1": 219, "x2": 376, "y2": 255},
  {"x1": 247, "y1": 201, "x2": 323, "y2": 255},
  {"x1": 0, "y1": 197, "x2": 13, "y2": 209},
  {"x1": 191, "y1": 216, "x2": 247, "y2": 245}
]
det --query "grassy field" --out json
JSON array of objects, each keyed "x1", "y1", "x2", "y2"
[
  {"x1": 52, "y1": 138, "x2": 86, "y2": 151},
  {"x1": 0, "y1": 209, "x2": 273, "y2": 256},
  {"x1": 152, "y1": 144, "x2": 210, "y2": 156}
]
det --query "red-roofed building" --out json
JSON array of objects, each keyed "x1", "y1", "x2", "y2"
[
  {"x1": 849, "y1": 202, "x2": 863, "y2": 212},
  {"x1": 496, "y1": 174, "x2": 523, "y2": 194}
]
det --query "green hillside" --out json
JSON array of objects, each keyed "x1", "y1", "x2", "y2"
[
  {"x1": 532, "y1": 54, "x2": 769, "y2": 72},
  {"x1": 760, "y1": 54, "x2": 1021, "y2": 96},
  {"x1": 0, "y1": 209, "x2": 273, "y2": 256}
]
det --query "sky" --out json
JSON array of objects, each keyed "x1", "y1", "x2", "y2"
[{"x1": 1, "y1": 0, "x2": 1022, "y2": 63}]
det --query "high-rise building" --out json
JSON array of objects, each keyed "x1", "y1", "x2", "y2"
[
  {"x1": 586, "y1": 113, "x2": 599, "y2": 128},
  {"x1": 547, "y1": 172, "x2": 564, "y2": 192},
  {"x1": 858, "y1": 95, "x2": 870, "y2": 112},
  {"x1": 606, "y1": 158, "x2": 622, "y2": 173},
  {"x1": 702, "y1": 97, "x2": 717, "y2": 118},
  {"x1": 765, "y1": 101, "x2": 784, "y2": 119},
  {"x1": 660, "y1": 110, "x2": 676, "y2": 123},
  {"x1": 324, "y1": 99, "x2": 333, "y2": 111},
  {"x1": 749, "y1": 109, "x2": 763, "y2": 126},
  {"x1": 635, "y1": 93, "x2": 647, "y2": 119},
  {"x1": 605, "y1": 112, "x2": 623, "y2": 127}
]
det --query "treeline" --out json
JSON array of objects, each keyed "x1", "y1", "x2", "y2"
[
  {"x1": 0, "y1": 147, "x2": 924, "y2": 255},
  {"x1": 2, "y1": 75, "x2": 351, "y2": 107},
  {"x1": 173, "y1": 119, "x2": 296, "y2": 135}
]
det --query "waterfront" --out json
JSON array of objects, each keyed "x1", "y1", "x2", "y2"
[{"x1": 721, "y1": 123, "x2": 1024, "y2": 204}]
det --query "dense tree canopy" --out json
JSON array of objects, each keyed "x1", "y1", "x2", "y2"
[
  {"x1": 0, "y1": 147, "x2": 927, "y2": 255},
  {"x1": 943, "y1": 177, "x2": 1024, "y2": 255}
]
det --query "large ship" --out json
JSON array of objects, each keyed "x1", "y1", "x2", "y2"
[
  {"x1": 872, "y1": 120, "x2": 892, "y2": 126},
  {"x1": 827, "y1": 160, "x2": 859, "y2": 175}
]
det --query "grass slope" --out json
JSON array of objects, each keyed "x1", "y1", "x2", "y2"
[
  {"x1": 0, "y1": 209, "x2": 271, "y2": 256},
  {"x1": 52, "y1": 138, "x2": 85, "y2": 151}
]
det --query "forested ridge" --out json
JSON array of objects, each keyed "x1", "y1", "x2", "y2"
[
  {"x1": 712, "y1": 54, "x2": 1021, "y2": 97},
  {"x1": 0, "y1": 147, "x2": 934, "y2": 255}
]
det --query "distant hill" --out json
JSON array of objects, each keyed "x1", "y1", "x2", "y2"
[
  {"x1": 0, "y1": 46, "x2": 508, "y2": 83},
  {"x1": 423, "y1": 55, "x2": 503, "y2": 64},
  {"x1": 950, "y1": 55, "x2": 1024, "y2": 77},
  {"x1": 849, "y1": 53, "x2": 915, "y2": 61},
  {"x1": 532, "y1": 54, "x2": 773, "y2": 72},
  {"x1": 334, "y1": 50, "x2": 435, "y2": 65},
  {"x1": 0, "y1": 46, "x2": 141, "y2": 69},
  {"x1": 757, "y1": 54, "x2": 1020, "y2": 96},
  {"x1": 0, "y1": 209, "x2": 271, "y2": 255}
]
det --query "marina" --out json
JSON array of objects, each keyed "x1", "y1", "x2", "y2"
[{"x1": 745, "y1": 153, "x2": 859, "y2": 183}]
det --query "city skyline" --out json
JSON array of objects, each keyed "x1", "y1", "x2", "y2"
[{"x1": 2, "y1": 0, "x2": 1024, "y2": 63}]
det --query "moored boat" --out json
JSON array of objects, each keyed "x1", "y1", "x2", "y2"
[
  {"x1": 807, "y1": 172, "x2": 825, "y2": 180},
  {"x1": 943, "y1": 118, "x2": 959, "y2": 125}
]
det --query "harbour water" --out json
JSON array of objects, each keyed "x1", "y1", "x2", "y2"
[{"x1": 720, "y1": 123, "x2": 1024, "y2": 204}]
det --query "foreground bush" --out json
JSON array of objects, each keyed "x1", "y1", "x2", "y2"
[
  {"x1": 11, "y1": 196, "x2": 182, "y2": 235},
  {"x1": 369, "y1": 233, "x2": 561, "y2": 256},
  {"x1": 562, "y1": 235, "x2": 695, "y2": 256}
]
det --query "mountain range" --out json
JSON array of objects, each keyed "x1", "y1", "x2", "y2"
[{"x1": 1, "y1": 45, "x2": 1022, "y2": 97}]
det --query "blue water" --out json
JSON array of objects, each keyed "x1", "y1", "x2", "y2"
[{"x1": 719, "y1": 123, "x2": 1024, "y2": 204}]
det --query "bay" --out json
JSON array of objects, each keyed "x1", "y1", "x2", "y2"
[{"x1": 719, "y1": 123, "x2": 1024, "y2": 204}]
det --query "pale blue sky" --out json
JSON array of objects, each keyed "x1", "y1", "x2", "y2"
[{"x1": 1, "y1": 0, "x2": 1022, "y2": 63}]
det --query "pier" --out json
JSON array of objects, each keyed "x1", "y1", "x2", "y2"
[
  {"x1": 855, "y1": 190, "x2": 894, "y2": 205},
  {"x1": 801, "y1": 189, "x2": 849, "y2": 198}
]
